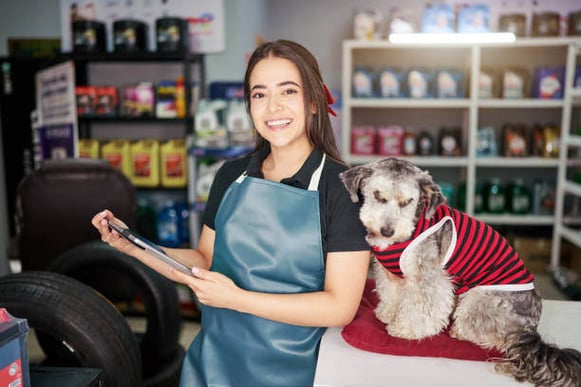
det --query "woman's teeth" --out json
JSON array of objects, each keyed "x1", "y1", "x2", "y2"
[{"x1": 267, "y1": 119, "x2": 291, "y2": 126}]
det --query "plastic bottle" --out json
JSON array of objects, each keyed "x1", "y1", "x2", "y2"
[
  {"x1": 157, "y1": 201, "x2": 181, "y2": 248},
  {"x1": 175, "y1": 76, "x2": 186, "y2": 118},
  {"x1": 507, "y1": 178, "x2": 531, "y2": 214},
  {"x1": 484, "y1": 178, "x2": 505, "y2": 214}
]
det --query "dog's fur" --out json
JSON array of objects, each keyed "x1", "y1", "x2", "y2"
[{"x1": 340, "y1": 157, "x2": 581, "y2": 387}]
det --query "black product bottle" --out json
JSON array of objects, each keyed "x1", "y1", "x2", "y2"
[{"x1": 417, "y1": 131, "x2": 434, "y2": 156}]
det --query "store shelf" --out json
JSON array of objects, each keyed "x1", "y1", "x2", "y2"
[
  {"x1": 551, "y1": 39, "x2": 581, "y2": 271},
  {"x1": 475, "y1": 157, "x2": 559, "y2": 167},
  {"x1": 342, "y1": 38, "x2": 578, "y2": 223},
  {"x1": 346, "y1": 155, "x2": 468, "y2": 167},
  {"x1": 477, "y1": 99, "x2": 563, "y2": 109},
  {"x1": 349, "y1": 98, "x2": 471, "y2": 109},
  {"x1": 476, "y1": 214, "x2": 555, "y2": 226},
  {"x1": 560, "y1": 225, "x2": 581, "y2": 249},
  {"x1": 566, "y1": 135, "x2": 581, "y2": 147},
  {"x1": 564, "y1": 181, "x2": 581, "y2": 197}
]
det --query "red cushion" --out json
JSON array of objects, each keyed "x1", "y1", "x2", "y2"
[{"x1": 341, "y1": 279, "x2": 504, "y2": 361}]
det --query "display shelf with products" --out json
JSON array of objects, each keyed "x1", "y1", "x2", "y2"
[
  {"x1": 342, "y1": 38, "x2": 581, "y2": 229},
  {"x1": 61, "y1": 50, "x2": 206, "y2": 247},
  {"x1": 551, "y1": 42, "x2": 581, "y2": 273}
]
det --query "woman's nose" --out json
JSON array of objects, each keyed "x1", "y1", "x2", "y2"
[{"x1": 268, "y1": 94, "x2": 282, "y2": 112}]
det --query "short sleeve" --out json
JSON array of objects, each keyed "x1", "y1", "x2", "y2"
[{"x1": 322, "y1": 162, "x2": 370, "y2": 253}]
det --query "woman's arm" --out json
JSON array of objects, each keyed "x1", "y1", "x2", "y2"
[
  {"x1": 180, "y1": 250, "x2": 370, "y2": 327},
  {"x1": 92, "y1": 210, "x2": 214, "y2": 284}
]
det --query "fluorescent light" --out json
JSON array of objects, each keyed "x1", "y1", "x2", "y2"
[{"x1": 388, "y1": 32, "x2": 516, "y2": 44}]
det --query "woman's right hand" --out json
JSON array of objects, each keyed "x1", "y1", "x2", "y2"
[{"x1": 91, "y1": 209, "x2": 137, "y2": 256}]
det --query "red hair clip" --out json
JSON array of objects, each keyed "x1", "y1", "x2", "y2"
[{"x1": 324, "y1": 84, "x2": 337, "y2": 117}]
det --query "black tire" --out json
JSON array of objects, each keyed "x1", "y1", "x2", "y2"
[
  {"x1": 0, "y1": 271, "x2": 142, "y2": 387},
  {"x1": 48, "y1": 241, "x2": 183, "y2": 364},
  {"x1": 143, "y1": 345, "x2": 185, "y2": 387}
]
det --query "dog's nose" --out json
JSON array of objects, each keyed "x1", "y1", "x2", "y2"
[{"x1": 380, "y1": 226, "x2": 394, "y2": 237}]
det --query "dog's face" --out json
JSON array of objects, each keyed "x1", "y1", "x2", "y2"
[{"x1": 340, "y1": 158, "x2": 446, "y2": 249}]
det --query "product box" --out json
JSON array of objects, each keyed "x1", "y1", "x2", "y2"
[
  {"x1": 457, "y1": 4, "x2": 490, "y2": 33},
  {"x1": 436, "y1": 69, "x2": 465, "y2": 98},
  {"x1": 123, "y1": 82, "x2": 154, "y2": 117},
  {"x1": 422, "y1": 3, "x2": 455, "y2": 33},
  {"x1": 532, "y1": 67, "x2": 565, "y2": 99},
  {"x1": 351, "y1": 126, "x2": 376, "y2": 155},
  {"x1": 352, "y1": 68, "x2": 375, "y2": 98},
  {"x1": 407, "y1": 68, "x2": 434, "y2": 98},
  {"x1": 155, "y1": 80, "x2": 178, "y2": 118},
  {"x1": 502, "y1": 67, "x2": 529, "y2": 99},
  {"x1": 75, "y1": 86, "x2": 97, "y2": 116},
  {"x1": 378, "y1": 68, "x2": 405, "y2": 98},
  {"x1": 94, "y1": 86, "x2": 118, "y2": 116},
  {"x1": 511, "y1": 237, "x2": 551, "y2": 274},
  {"x1": 376, "y1": 126, "x2": 404, "y2": 156},
  {"x1": 0, "y1": 309, "x2": 30, "y2": 387}
]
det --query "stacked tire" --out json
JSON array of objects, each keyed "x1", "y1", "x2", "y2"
[
  {"x1": 1, "y1": 241, "x2": 187, "y2": 387},
  {"x1": 49, "y1": 241, "x2": 185, "y2": 386}
]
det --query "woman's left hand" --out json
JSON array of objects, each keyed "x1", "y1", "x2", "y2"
[{"x1": 174, "y1": 267, "x2": 242, "y2": 310}]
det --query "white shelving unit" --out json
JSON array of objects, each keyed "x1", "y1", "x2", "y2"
[
  {"x1": 551, "y1": 41, "x2": 581, "y2": 271},
  {"x1": 342, "y1": 38, "x2": 581, "y2": 232}
]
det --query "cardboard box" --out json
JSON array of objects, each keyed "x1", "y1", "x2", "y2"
[
  {"x1": 0, "y1": 309, "x2": 30, "y2": 387},
  {"x1": 512, "y1": 237, "x2": 552, "y2": 274}
]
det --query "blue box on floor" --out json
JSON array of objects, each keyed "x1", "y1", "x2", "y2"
[{"x1": 0, "y1": 308, "x2": 30, "y2": 387}]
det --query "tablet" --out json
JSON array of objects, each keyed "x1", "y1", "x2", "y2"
[{"x1": 108, "y1": 219, "x2": 192, "y2": 276}]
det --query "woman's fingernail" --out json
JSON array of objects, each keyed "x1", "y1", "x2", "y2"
[{"x1": 191, "y1": 267, "x2": 200, "y2": 275}]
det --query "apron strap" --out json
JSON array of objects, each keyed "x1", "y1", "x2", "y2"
[
  {"x1": 234, "y1": 154, "x2": 327, "y2": 191},
  {"x1": 307, "y1": 154, "x2": 326, "y2": 191}
]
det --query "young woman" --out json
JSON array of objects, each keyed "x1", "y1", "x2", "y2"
[{"x1": 92, "y1": 39, "x2": 370, "y2": 386}]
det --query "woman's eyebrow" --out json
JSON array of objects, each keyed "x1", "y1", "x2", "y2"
[{"x1": 250, "y1": 80, "x2": 301, "y2": 91}]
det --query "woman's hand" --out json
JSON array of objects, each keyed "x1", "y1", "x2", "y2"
[
  {"x1": 91, "y1": 209, "x2": 137, "y2": 256},
  {"x1": 173, "y1": 267, "x2": 243, "y2": 310}
]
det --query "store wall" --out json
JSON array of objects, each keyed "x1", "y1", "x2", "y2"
[{"x1": 0, "y1": 0, "x2": 580, "y2": 269}]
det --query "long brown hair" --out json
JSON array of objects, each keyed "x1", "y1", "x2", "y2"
[{"x1": 243, "y1": 39, "x2": 344, "y2": 164}]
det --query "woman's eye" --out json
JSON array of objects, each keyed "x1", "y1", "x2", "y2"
[
  {"x1": 251, "y1": 92, "x2": 265, "y2": 99},
  {"x1": 283, "y1": 88, "x2": 298, "y2": 96}
]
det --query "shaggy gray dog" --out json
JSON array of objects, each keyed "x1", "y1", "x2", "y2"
[{"x1": 340, "y1": 157, "x2": 581, "y2": 387}]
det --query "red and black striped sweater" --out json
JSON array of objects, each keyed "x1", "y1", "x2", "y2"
[{"x1": 372, "y1": 204, "x2": 535, "y2": 295}]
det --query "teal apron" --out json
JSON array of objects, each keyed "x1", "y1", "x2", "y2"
[{"x1": 180, "y1": 155, "x2": 327, "y2": 387}]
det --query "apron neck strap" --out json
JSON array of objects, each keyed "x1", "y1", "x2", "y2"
[
  {"x1": 307, "y1": 154, "x2": 326, "y2": 191},
  {"x1": 234, "y1": 153, "x2": 326, "y2": 191}
]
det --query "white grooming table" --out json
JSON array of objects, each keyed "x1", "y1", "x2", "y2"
[{"x1": 314, "y1": 300, "x2": 581, "y2": 387}]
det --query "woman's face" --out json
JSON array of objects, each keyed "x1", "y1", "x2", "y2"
[{"x1": 248, "y1": 56, "x2": 312, "y2": 151}]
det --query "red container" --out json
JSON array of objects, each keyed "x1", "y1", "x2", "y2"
[
  {"x1": 351, "y1": 126, "x2": 376, "y2": 155},
  {"x1": 0, "y1": 309, "x2": 30, "y2": 387}
]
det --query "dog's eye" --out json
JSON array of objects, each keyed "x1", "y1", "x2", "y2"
[
  {"x1": 373, "y1": 190, "x2": 387, "y2": 204},
  {"x1": 399, "y1": 198, "x2": 413, "y2": 208}
]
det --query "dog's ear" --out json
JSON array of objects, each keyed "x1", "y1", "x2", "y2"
[
  {"x1": 419, "y1": 171, "x2": 447, "y2": 218},
  {"x1": 339, "y1": 165, "x2": 373, "y2": 203}
]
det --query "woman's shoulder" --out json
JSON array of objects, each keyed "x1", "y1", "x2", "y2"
[
  {"x1": 216, "y1": 154, "x2": 253, "y2": 180},
  {"x1": 321, "y1": 157, "x2": 349, "y2": 185}
]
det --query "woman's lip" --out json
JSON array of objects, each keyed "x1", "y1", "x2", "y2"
[{"x1": 266, "y1": 118, "x2": 292, "y2": 127}]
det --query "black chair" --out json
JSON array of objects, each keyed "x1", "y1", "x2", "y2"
[
  {"x1": 13, "y1": 157, "x2": 136, "y2": 271},
  {"x1": 12, "y1": 157, "x2": 185, "y2": 385}
]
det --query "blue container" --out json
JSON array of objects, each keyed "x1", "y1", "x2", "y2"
[
  {"x1": 0, "y1": 309, "x2": 30, "y2": 387},
  {"x1": 157, "y1": 201, "x2": 182, "y2": 248}
]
